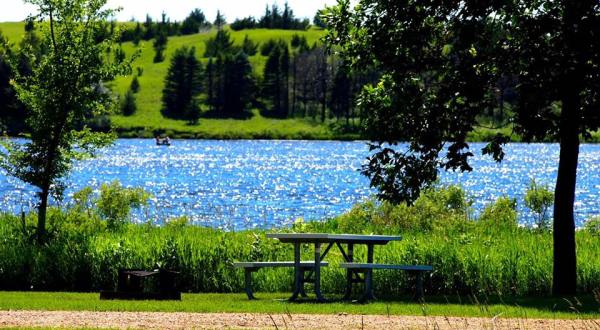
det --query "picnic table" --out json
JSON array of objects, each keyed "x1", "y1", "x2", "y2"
[{"x1": 265, "y1": 233, "x2": 402, "y2": 302}]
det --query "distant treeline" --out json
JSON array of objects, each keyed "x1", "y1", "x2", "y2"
[
  {"x1": 117, "y1": 10, "x2": 212, "y2": 45},
  {"x1": 114, "y1": 2, "x2": 322, "y2": 44},
  {"x1": 230, "y1": 3, "x2": 311, "y2": 31}
]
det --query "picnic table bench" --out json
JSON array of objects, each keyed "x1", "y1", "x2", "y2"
[
  {"x1": 234, "y1": 233, "x2": 432, "y2": 302},
  {"x1": 339, "y1": 263, "x2": 433, "y2": 301},
  {"x1": 234, "y1": 261, "x2": 329, "y2": 300}
]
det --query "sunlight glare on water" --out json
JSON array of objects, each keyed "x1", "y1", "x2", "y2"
[{"x1": 0, "y1": 139, "x2": 599, "y2": 229}]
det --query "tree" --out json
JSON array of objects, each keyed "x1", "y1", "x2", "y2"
[
  {"x1": 132, "y1": 22, "x2": 142, "y2": 46},
  {"x1": 326, "y1": 0, "x2": 600, "y2": 295},
  {"x1": 260, "y1": 39, "x2": 278, "y2": 56},
  {"x1": 204, "y1": 29, "x2": 235, "y2": 58},
  {"x1": 230, "y1": 17, "x2": 257, "y2": 31},
  {"x1": 206, "y1": 58, "x2": 215, "y2": 112},
  {"x1": 120, "y1": 89, "x2": 137, "y2": 116},
  {"x1": 329, "y1": 63, "x2": 352, "y2": 122},
  {"x1": 214, "y1": 10, "x2": 226, "y2": 30},
  {"x1": 257, "y1": 2, "x2": 310, "y2": 30},
  {"x1": 240, "y1": 35, "x2": 257, "y2": 57},
  {"x1": 313, "y1": 9, "x2": 327, "y2": 29},
  {"x1": 143, "y1": 14, "x2": 155, "y2": 40},
  {"x1": 181, "y1": 9, "x2": 209, "y2": 35},
  {"x1": 153, "y1": 30, "x2": 167, "y2": 63},
  {"x1": 0, "y1": 31, "x2": 25, "y2": 134},
  {"x1": 223, "y1": 52, "x2": 255, "y2": 117},
  {"x1": 161, "y1": 46, "x2": 203, "y2": 122},
  {"x1": 0, "y1": 0, "x2": 132, "y2": 243},
  {"x1": 130, "y1": 75, "x2": 140, "y2": 93},
  {"x1": 262, "y1": 41, "x2": 289, "y2": 118}
]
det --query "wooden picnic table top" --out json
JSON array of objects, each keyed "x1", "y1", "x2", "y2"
[{"x1": 265, "y1": 233, "x2": 402, "y2": 245}]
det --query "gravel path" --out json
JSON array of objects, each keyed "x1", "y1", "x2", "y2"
[{"x1": 0, "y1": 311, "x2": 599, "y2": 329}]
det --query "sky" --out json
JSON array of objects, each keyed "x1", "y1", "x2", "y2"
[{"x1": 1, "y1": 0, "x2": 338, "y2": 22}]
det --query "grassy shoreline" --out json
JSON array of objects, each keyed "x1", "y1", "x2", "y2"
[{"x1": 2, "y1": 186, "x2": 600, "y2": 297}]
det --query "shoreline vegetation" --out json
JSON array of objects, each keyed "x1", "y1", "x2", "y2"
[{"x1": 1, "y1": 184, "x2": 599, "y2": 301}]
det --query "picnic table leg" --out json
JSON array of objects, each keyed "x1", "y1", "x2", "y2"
[
  {"x1": 365, "y1": 244, "x2": 376, "y2": 301},
  {"x1": 244, "y1": 268, "x2": 256, "y2": 300},
  {"x1": 413, "y1": 271, "x2": 424, "y2": 301},
  {"x1": 290, "y1": 242, "x2": 302, "y2": 301},
  {"x1": 314, "y1": 242, "x2": 326, "y2": 302},
  {"x1": 300, "y1": 268, "x2": 308, "y2": 298},
  {"x1": 343, "y1": 244, "x2": 354, "y2": 300}
]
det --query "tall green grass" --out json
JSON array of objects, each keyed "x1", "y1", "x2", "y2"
[{"x1": 1, "y1": 185, "x2": 599, "y2": 297}]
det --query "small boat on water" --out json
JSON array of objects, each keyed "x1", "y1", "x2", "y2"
[{"x1": 155, "y1": 136, "x2": 172, "y2": 146}]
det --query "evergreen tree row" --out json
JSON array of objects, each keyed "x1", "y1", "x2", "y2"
[
  {"x1": 161, "y1": 47, "x2": 204, "y2": 123},
  {"x1": 119, "y1": 9, "x2": 212, "y2": 44},
  {"x1": 160, "y1": 29, "x2": 377, "y2": 124},
  {"x1": 230, "y1": 2, "x2": 310, "y2": 31}
]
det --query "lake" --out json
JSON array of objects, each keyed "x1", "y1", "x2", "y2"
[{"x1": 0, "y1": 139, "x2": 599, "y2": 229}]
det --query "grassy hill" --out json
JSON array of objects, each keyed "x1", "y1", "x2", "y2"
[
  {"x1": 0, "y1": 22, "x2": 352, "y2": 140},
  {"x1": 6, "y1": 22, "x2": 597, "y2": 142}
]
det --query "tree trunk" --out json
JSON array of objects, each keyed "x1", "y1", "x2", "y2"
[
  {"x1": 552, "y1": 91, "x2": 580, "y2": 296},
  {"x1": 292, "y1": 58, "x2": 297, "y2": 117},
  {"x1": 37, "y1": 188, "x2": 49, "y2": 244}
]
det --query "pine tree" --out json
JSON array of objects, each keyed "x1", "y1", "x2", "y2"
[
  {"x1": 212, "y1": 55, "x2": 226, "y2": 114},
  {"x1": 282, "y1": 2, "x2": 291, "y2": 29},
  {"x1": 121, "y1": 89, "x2": 137, "y2": 116},
  {"x1": 280, "y1": 45, "x2": 290, "y2": 117},
  {"x1": 143, "y1": 14, "x2": 155, "y2": 40},
  {"x1": 262, "y1": 41, "x2": 289, "y2": 117},
  {"x1": 206, "y1": 58, "x2": 215, "y2": 112},
  {"x1": 162, "y1": 46, "x2": 203, "y2": 121},
  {"x1": 0, "y1": 31, "x2": 24, "y2": 134},
  {"x1": 260, "y1": 39, "x2": 278, "y2": 56},
  {"x1": 242, "y1": 35, "x2": 258, "y2": 56},
  {"x1": 214, "y1": 10, "x2": 226, "y2": 30},
  {"x1": 133, "y1": 22, "x2": 142, "y2": 46},
  {"x1": 329, "y1": 64, "x2": 352, "y2": 123},
  {"x1": 223, "y1": 52, "x2": 255, "y2": 117},
  {"x1": 204, "y1": 30, "x2": 235, "y2": 57},
  {"x1": 181, "y1": 9, "x2": 209, "y2": 35},
  {"x1": 153, "y1": 30, "x2": 167, "y2": 63},
  {"x1": 130, "y1": 75, "x2": 140, "y2": 93}
]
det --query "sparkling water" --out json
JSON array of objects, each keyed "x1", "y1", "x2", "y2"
[{"x1": 1, "y1": 139, "x2": 599, "y2": 229}]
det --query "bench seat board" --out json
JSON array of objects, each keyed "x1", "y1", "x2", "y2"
[{"x1": 339, "y1": 263, "x2": 433, "y2": 271}]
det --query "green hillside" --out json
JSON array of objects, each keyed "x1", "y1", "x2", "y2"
[
  {"x1": 0, "y1": 22, "x2": 30, "y2": 42},
  {"x1": 0, "y1": 22, "x2": 349, "y2": 140},
  {"x1": 110, "y1": 28, "x2": 335, "y2": 139}
]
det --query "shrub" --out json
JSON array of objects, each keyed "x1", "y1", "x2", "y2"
[
  {"x1": 479, "y1": 196, "x2": 518, "y2": 229},
  {"x1": 95, "y1": 181, "x2": 150, "y2": 230},
  {"x1": 585, "y1": 217, "x2": 600, "y2": 235},
  {"x1": 524, "y1": 179, "x2": 554, "y2": 229}
]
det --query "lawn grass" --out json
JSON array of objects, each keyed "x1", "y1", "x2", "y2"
[{"x1": 0, "y1": 291, "x2": 598, "y2": 320}]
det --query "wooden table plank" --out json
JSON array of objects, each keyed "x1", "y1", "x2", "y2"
[{"x1": 266, "y1": 233, "x2": 402, "y2": 245}]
